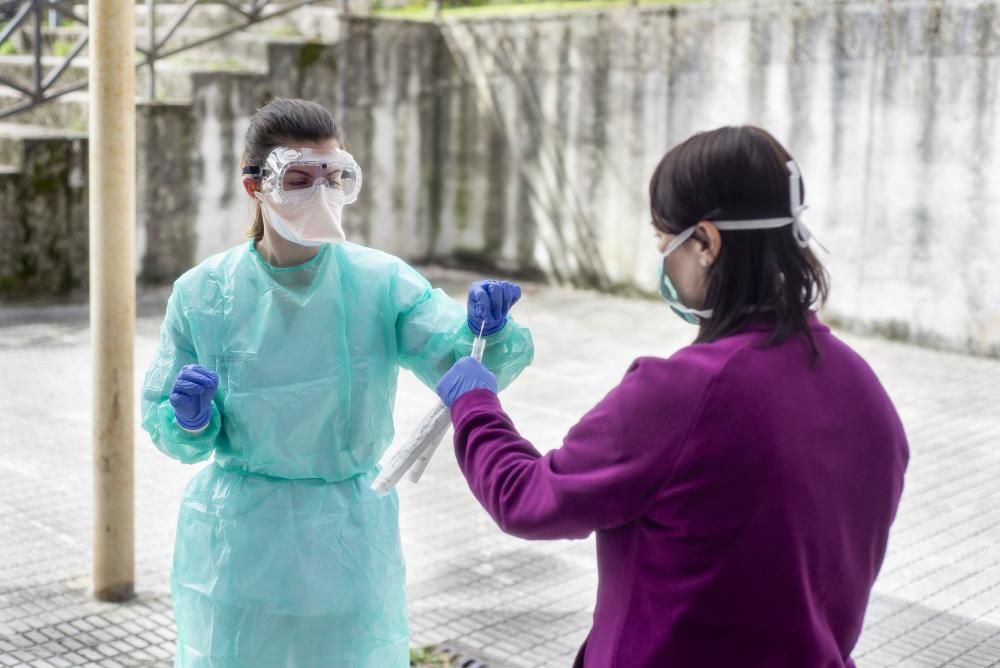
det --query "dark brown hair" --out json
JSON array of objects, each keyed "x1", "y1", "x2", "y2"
[
  {"x1": 242, "y1": 98, "x2": 344, "y2": 241},
  {"x1": 649, "y1": 126, "x2": 829, "y2": 357}
]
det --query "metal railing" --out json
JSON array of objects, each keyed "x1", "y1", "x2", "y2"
[{"x1": 0, "y1": 0, "x2": 325, "y2": 119}]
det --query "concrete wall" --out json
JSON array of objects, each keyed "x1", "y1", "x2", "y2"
[
  {"x1": 0, "y1": 137, "x2": 89, "y2": 300},
  {"x1": 308, "y1": 3, "x2": 999, "y2": 355},
  {"x1": 0, "y1": 105, "x2": 200, "y2": 299},
  {"x1": 2, "y1": 0, "x2": 998, "y2": 355}
]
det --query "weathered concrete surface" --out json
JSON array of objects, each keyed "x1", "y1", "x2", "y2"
[
  {"x1": 136, "y1": 102, "x2": 201, "y2": 285},
  {"x1": 0, "y1": 101, "x2": 205, "y2": 300},
  {"x1": 330, "y1": 3, "x2": 1000, "y2": 355},
  {"x1": 180, "y1": 2, "x2": 1000, "y2": 359},
  {"x1": 0, "y1": 136, "x2": 88, "y2": 300},
  {"x1": 1, "y1": 271, "x2": 999, "y2": 666},
  {"x1": 1, "y1": 1, "x2": 998, "y2": 356}
]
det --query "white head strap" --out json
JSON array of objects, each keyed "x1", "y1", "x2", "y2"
[{"x1": 709, "y1": 160, "x2": 828, "y2": 253}]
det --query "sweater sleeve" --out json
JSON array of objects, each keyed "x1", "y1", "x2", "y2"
[{"x1": 449, "y1": 356, "x2": 712, "y2": 539}]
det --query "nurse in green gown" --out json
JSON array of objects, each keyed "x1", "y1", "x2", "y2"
[{"x1": 141, "y1": 98, "x2": 534, "y2": 668}]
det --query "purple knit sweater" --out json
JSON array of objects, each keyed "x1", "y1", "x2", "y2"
[{"x1": 450, "y1": 314, "x2": 908, "y2": 667}]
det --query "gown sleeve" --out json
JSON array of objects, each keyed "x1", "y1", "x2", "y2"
[
  {"x1": 141, "y1": 287, "x2": 223, "y2": 464},
  {"x1": 392, "y1": 261, "x2": 534, "y2": 392}
]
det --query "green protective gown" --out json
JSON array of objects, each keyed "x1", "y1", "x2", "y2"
[{"x1": 141, "y1": 241, "x2": 534, "y2": 668}]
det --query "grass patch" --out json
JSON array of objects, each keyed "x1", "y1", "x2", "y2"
[
  {"x1": 205, "y1": 57, "x2": 244, "y2": 70},
  {"x1": 68, "y1": 116, "x2": 86, "y2": 133},
  {"x1": 269, "y1": 25, "x2": 304, "y2": 38},
  {"x1": 52, "y1": 38, "x2": 75, "y2": 58},
  {"x1": 410, "y1": 646, "x2": 454, "y2": 666},
  {"x1": 1, "y1": 25, "x2": 17, "y2": 56},
  {"x1": 375, "y1": 0, "x2": 695, "y2": 19}
]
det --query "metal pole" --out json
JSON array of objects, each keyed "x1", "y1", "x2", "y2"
[
  {"x1": 146, "y1": 0, "x2": 155, "y2": 98},
  {"x1": 89, "y1": 0, "x2": 136, "y2": 603},
  {"x1": 433, "y1": 0, "x2": 441, "y2": 17},
  {"x1": 32, "y1": 0, "x2": 43, "y2": 95}
]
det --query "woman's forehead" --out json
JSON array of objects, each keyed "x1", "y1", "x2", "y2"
[{"x1": 279, "y1": 138, "x2": 340, "y2": 151}]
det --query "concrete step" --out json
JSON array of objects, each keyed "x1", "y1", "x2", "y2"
[
  {"x1": 0, "y1": 54, "x2": 264, "y2": 102},
  {"x1": 2, "y1": 25, "x2": 298, "y2": 71},
  {"x1": 30, "y1": 28, "x2": 269, "y2": 63},
  {"x1": 0, "y1": 122, "x2": 86, "y2": 169},
  {"x1": 0, "y1": 89, "x2": 193, "y2": 132},
  {"x1": 47, "y1": 3, "x2": 345, "y2": 40},
  {"x1": 0, "y1": 97, "x2": 193, "y2": 171},
  {"x1": 0, "y1": 88, "x2": 89, "y2": 130}
]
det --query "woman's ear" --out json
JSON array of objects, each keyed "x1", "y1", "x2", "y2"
[
  {"x1": 242, "y1": 176, "x2": 259, "y2": 199},
  {"x1": 694, "y1": 221, "x2": 722, "y2": 268}
]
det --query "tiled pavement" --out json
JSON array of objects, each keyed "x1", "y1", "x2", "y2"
[{"x1": 2, "y1": 269, "x2": 999, "y2": 667}]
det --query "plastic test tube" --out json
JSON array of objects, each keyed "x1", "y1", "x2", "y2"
[
  {"x1": 406, "y1": 332, "x2": 488, "y2": 483},
  {"x1": 371, "y1": 326, "x2": 488, "y2": 495}
]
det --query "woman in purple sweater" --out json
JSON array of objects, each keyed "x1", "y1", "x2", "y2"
[{"x1": 434, "y1": 127, "x2": 909, "y2": 667}]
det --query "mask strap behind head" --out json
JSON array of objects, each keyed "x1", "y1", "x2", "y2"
[{"x1": 705, "y1": 160, "x2": 830, "y2": 254}]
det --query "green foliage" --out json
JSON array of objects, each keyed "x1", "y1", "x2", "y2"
[
  {"x1": 0, "y1": 25, "x2": 17, "y2": 56},
  {"x1": 296, "y1": 40, "x2": 325, "y2": 73},
  {"x1": 409, "y1": 647, "x2": 453, "y2": 666},
  {"x1": 374, "y1": 0, "x2": 695, "y2": 18},
  {"x1": 52, "y1": 38, "x2": 75, "y2": 58},
  {"x1": 68, "y1": 116, "x2": 87, "y2": 134},
  {"x1": 206, "y1": 57, "x2": 243, "y2": 70},
  {"x1": 269, "y1": 25, "x2": 303, "y2": 38}
]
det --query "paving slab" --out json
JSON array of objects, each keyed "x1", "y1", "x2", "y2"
[{"x1": 1, "y1": 269, "x2": 999, "y2": 667}]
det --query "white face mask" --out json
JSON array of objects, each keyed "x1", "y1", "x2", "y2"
[
  {"x1": 256, "y1": 183, "x2": 347, "y2": 247},
  {"x1": 658, "y1": 226, "x2": 714, "y2": 324}
]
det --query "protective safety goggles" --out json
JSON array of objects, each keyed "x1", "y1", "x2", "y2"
[{"x1": 243, "y1": 146, "x2": 363, "y2": 205}]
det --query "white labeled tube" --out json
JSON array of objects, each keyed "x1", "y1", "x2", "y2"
[
  {"x1": 372, "y1": 328, "x2": 489, "y2": 494},
  {"x1": 371, "y1": 403, "x2": 452, "y2": 495},
  {"x1": 406, "y1": 428, "x2": 444, "y2": 483},
  {"x1": 407, "y1": 332, "x2": 488, "y2": 484}
]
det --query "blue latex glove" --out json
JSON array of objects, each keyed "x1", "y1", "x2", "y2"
[
  {"x1": 169, "y1": 364, "x2": 219, "y2": 431},
  {"x1": 436, "y1": 357, "x2": 498, "y2": 409},
  {"x1": 467, "y1": 280, "x2": 522, "y2": 336}
]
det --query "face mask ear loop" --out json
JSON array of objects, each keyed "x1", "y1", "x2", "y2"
[{"x1": 662, "y1": 226, "x2": 698, "y2": 258}]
